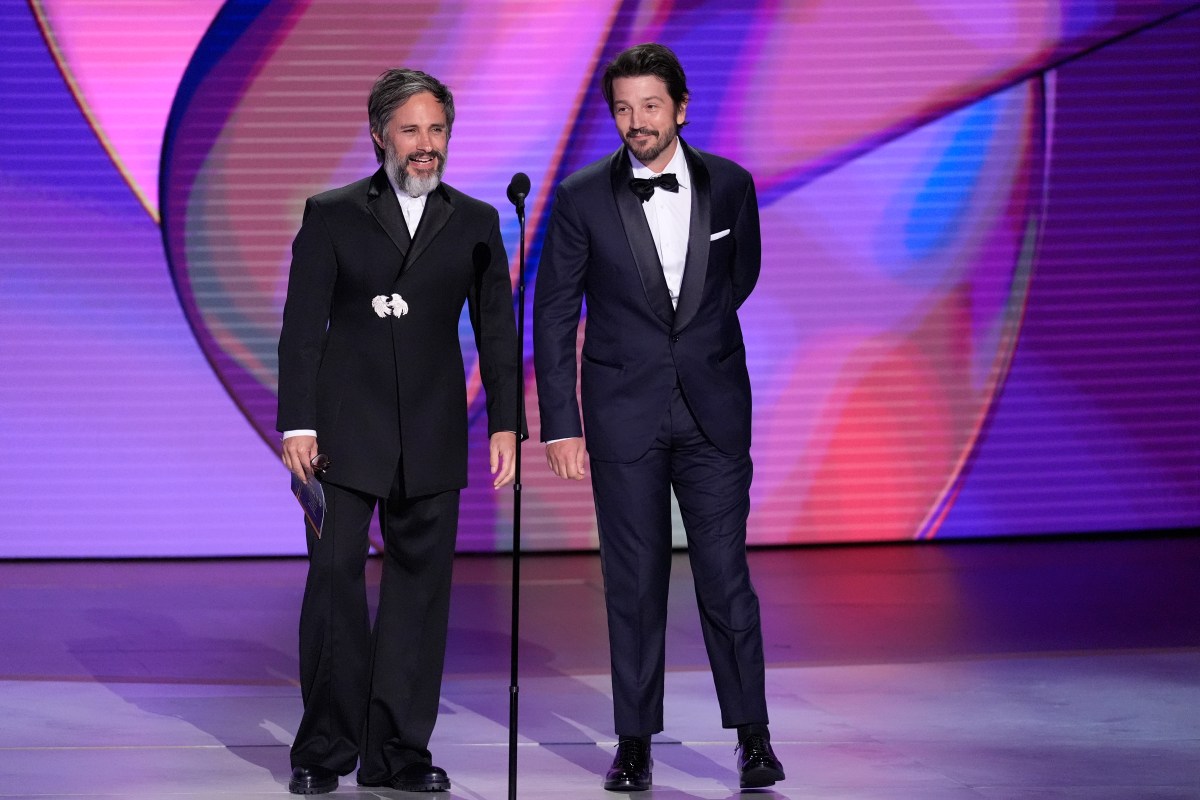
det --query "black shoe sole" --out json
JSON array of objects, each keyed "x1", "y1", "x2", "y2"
[
  {"x1": 392, "y1": 779, "x2": 451, "y2": 792},
  {"x1": 604, "y1": 778, "x2": 651, "y2": 792},
  {"x1": 288, "y1": 779, "x2": 337, "y2": 795}
]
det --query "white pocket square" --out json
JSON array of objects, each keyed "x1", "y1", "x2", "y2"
[{"x1": 710, "y1": 229, "x2": 730, "y2": 241}]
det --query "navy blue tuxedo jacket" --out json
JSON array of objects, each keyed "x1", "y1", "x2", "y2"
[
  {"x1": 534, "y1": 141, "x2": 761, "y2": 462},
  {"x1": 277, "y1": 169, "x2": 522, "y2": 498}
]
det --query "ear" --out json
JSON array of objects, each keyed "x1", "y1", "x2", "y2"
[
  {"x1": 676, "y1": 95, "x2": 689, "y2": 126},
  {"x1": 371, "y1": 130, "x2": 385, "y2": 151}
]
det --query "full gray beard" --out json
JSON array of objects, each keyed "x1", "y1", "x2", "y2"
[
  {"x1": 398, "y1": 170, "x2": 440, "y2": 198},
  {"x1": 384, "y1": 146, "x2": 445, "y2": 198}
]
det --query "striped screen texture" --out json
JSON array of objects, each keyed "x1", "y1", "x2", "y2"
[{"x1": 0, "y1": 0, "x2": 1196, "y2": 556}]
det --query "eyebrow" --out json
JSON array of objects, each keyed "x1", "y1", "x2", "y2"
[{"x1": 616, "y1": 94, "x2": 667, "y2": 105}]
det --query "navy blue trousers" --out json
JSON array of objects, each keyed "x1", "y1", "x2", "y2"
[{"x1": 590, "y1": 385, "x2": 768, "y2": 736}]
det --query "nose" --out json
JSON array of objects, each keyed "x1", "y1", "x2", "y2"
[{"x1": 415, "y1": 128, "x2": 433, "y2": 151}]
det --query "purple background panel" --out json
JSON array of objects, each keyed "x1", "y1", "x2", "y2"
[
  {"x1": 940, "y1": 12, "x2": 1200, "y2": 536},
  {"x1": 1, "y1": 0, "x2": 1197, "y2": 556},
  {"x1": 1, "y1": 0, "x2": 296, "y2": 557}
]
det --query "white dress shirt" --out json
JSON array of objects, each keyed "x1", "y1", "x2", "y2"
[
  {"x1": 630, "y1": 141, "x2": 691, "y2": 309},
  {"x1": 396, "y1": 190, "x2": 427, "y2": 238}
]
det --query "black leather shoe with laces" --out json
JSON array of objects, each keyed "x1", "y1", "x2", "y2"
[
  {"x1": 604, "y1": 737, "x2": 652, "y2": 791},
  {"x1": 736, "y1": 733, "x2": 785, "y2": 788}
]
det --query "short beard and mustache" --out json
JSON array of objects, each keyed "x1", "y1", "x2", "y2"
[
  {"x1": 626, "y1": 123, "x2": 679, "y2": 166},
  {"x1": 383, "y1": 141, "x2": 447, "y2": 198}
]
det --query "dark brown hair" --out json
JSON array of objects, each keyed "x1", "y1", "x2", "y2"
[{"x1": 601, "y1": 43, "x2": 689, "y2": 119}]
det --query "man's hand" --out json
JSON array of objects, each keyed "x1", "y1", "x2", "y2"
[
  {"x1": 282, "y1": 435, "x2": 319, "y2": 482},
  {"x1": 546, "y1": 437, "x2": 587, "y2": 480},
  {"x1": 490, "y1": 431, "x2": 518, "y2": 489}
]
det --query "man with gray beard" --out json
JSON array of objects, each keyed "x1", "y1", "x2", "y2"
[{"x1": 277, "y1": 68, "x2": 522, "y2": 794}]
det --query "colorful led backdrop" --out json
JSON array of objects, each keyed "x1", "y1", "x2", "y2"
[{"x1": 1, "y1": 0, "x2": 1197, "y2": 556}]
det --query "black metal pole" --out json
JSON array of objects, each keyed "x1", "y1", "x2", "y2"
[{"x1": 507, "y1": 187, "x2": 527, "y2": 800}]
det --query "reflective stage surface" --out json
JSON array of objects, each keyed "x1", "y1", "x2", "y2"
[{"x1": 1, "y1": 534, "x2": 1197, "y2": 799}]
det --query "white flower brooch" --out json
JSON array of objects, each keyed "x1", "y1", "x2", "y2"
[{"x1": 371, "y1": 293, "x2": 409, "y2": 319}]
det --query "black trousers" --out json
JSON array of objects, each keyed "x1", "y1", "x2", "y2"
[
  {"x1": 589, "y1": 385, "x2": 768, "y2": 736},
  {"x1": 289, "y1": 465, "x2": 459, "y2": 783}
]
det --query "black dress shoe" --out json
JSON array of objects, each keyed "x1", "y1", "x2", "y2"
[
  {"x1": 390, "y1": 761, "x2": 451, "y2": 792},
  {"x1": 289, "y1": 765, "x2": 338, "y2": 794},
  {"x1": 604, "y1": 737, "x2": 652, "y2": 792},
  {"x1": 736, "y1": 733, "x2": 785, "y2": 788}
]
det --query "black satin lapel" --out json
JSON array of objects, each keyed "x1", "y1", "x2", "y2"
[
  {"x1": 366, "y1": 170, "x2": 411, "y2": 260},
  {"x1": 402, "y1": 186, "x2": 453, "y2": 276},
  {"x1": 609, "y1": 148, "x2": 675, "y2": 327},
  {"x1": 673, "y1": 143, "x2": 711, "y2": 333}
]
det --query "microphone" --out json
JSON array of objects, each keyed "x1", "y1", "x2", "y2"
[
  {"x1": 506, "y1": 172, "x2": 530, "y2": 220},
  {"x1": 502, "y1": 168, "x2": 531, "y2": 800}
]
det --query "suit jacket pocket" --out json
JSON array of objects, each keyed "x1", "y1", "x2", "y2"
[
  {"x1": 582, "y1": 353, "x2": 624, "y2": 371},
  {"x1": 717, "y1": 342, "x2": 745, "y2": 365}
]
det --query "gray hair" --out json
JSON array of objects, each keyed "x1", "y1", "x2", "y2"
[{"x1": 368, "y1": 68, "x2": 455, "y2": 163}]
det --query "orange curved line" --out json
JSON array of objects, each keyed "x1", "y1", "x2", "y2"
[{"x1": 26, "y1": 0, "x2": 160, "y2": 223}]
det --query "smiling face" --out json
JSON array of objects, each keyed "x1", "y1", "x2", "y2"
[
  {"x1": 372, "y1": 90, "x2": 449, "y2": 197},
  {"x1": 611, "y1": 74, "x2": 687, "y2": 173}
]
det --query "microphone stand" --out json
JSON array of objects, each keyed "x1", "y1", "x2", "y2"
[{"x1": 506, "y1": 175, "x2": 529, "y2": 800}]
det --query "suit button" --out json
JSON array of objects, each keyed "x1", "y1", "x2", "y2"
[{"x1": 671, "y1": 335, "x2": 680, "y2": 343}]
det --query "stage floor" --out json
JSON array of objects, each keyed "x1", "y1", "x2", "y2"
[{"x1": 1, "y1": 534, "x2": 1198, "y2": 799}]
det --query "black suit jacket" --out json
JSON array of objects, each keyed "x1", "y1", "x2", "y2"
[
  {"x1": 277, "y1": 168, "x2": 522, "y2": 498},
  {"x1": 534, "y1": 141, "x2": 761, "y2": 462}
]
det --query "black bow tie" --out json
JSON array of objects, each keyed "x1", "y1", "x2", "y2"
[{"x1": 629, "y1": 173, "x2": 680, "y2": 202}]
